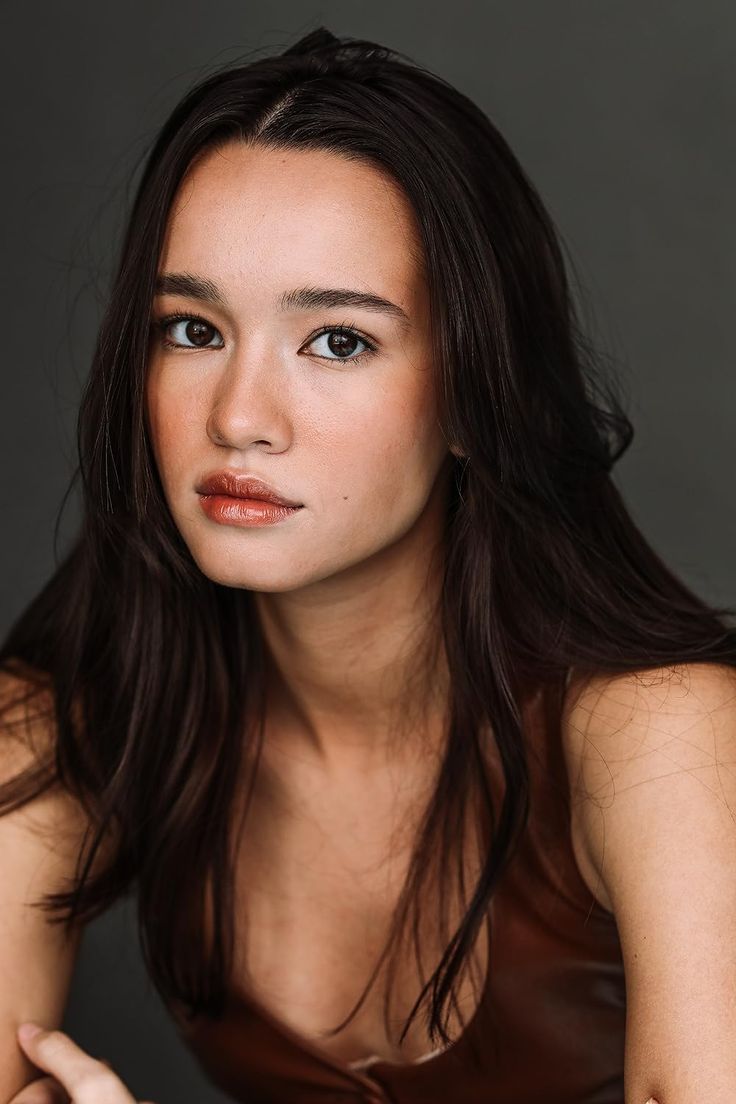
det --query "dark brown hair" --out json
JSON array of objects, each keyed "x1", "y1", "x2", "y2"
[{"x1": 2, "y1": 25, "x2": 735, "y2": 1060}]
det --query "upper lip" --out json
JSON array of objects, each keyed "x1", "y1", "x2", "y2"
[{"x1": 196, "y1": 471, "x2": 303, "y2": 507}]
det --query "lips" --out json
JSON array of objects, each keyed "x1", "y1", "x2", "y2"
[{"x1": 196, "y1": 471, "x2": 303, "y2": 508}]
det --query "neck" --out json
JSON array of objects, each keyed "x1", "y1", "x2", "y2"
[{"x1": 253, "y1": 478, "x2": 451, "y2": 774}]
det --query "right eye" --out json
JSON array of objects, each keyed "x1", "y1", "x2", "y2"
[{"x1": 154, "y1": 312, "x2": 225, "y2": 349}]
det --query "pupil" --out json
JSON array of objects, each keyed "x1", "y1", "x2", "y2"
[
  {"x1": 187, "y1": 320, "x2": 212, "y2": 346},
  {"x1": 327, "y1": 331, "x2": 357, "y2": 357}
]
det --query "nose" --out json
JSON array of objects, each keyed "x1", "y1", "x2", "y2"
[{"x1": 206, "y1": 353, "x2": 292, "y2": 452}]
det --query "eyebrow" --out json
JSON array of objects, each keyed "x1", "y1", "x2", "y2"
[{"x1": 153, "y1": 272, "x2": 411, "y2": 333}]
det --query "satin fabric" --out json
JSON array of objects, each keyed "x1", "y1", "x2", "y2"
[{"x1": 172, "y1": 684, "x2": 626, "y2": 1103}]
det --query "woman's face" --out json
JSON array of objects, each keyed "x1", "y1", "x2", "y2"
[{"x1": 146, "y1": 140, "x2": 452, "y2": 591}]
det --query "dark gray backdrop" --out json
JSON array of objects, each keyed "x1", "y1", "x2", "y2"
[{"x1": 1, "y1": 3, "x2": 734, "y2": 1101}]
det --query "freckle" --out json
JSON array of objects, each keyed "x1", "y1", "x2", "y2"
[{"x1": 343, "y1": 495, "x2": 348, "y2": 500}]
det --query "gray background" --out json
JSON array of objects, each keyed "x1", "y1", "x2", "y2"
[{"x1": 1, "y1": 2, "x2": 734, "y2": 1101}]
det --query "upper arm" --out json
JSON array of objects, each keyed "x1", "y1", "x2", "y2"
[
  {"x1": 561, "y1": 662, "x2": 736, "y2": 1104},
  {"x1": 0, "y1": 669, "x2": 95, "y2": 1102}
]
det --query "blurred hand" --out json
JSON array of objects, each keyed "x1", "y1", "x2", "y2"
[{"x1": 11, "y1": 1023, "x2": 157, "y2": 1104}]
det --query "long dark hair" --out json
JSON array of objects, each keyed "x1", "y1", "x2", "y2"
[{"x1": 2, "y1": 26, "x2": 735, "y2": 1056}]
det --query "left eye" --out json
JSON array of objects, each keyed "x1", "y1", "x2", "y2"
[{"x1": 305, "y1": 328, "x2": 375, "y2": 362}]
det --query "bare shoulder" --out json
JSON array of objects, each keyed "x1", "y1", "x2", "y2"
[
  {"x1": 560, "y1": 662, "x2": 736, "y2": 796},
  {"x1": 560, "y1": 663, "x2": 736, "y2": 1098},
  {"x1": 559, "y1": 661, "x2": 736, "y2": 913}
]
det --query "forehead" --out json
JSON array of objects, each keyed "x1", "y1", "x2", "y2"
[{"x1": 159, "y1": 140, "x2": 425, "y2": 311}]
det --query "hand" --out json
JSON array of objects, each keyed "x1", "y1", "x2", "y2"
[{"x1": 11, "y1": 1022, "x2": 157, "y2": 1104}]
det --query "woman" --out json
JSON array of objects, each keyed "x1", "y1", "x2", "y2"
[{"x1": 2, "y1": 25, "x2": 735, "y2": 1104}]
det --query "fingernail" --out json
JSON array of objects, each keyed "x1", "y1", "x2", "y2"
[{"x1": 18, "y1": 1022, "x2": 43, "y2": 1042}]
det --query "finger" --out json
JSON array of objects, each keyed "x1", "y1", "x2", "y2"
[
  {"x1": 16, "y1": 1025, "x2": 137, "y2": 1104},
  {"x1": 6, "y1": 1074, "x2": 71, "y2": 1104}
]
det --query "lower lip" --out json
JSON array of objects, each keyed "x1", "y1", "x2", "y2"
[{"x1": 198, "y1": 494, "x2": 303, "y2": 527}]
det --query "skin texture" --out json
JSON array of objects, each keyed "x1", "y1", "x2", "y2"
[{"x1": 145, "y1": 140, "x2": 456, "y2": 774}]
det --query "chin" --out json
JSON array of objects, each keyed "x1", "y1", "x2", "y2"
[
  {"x1": 186, "y1": 547, "x2": 309, "y2": 592},
  {"x1": 192, "y1": 559, "x2": 290, "y2": 591},
  {"x1": 184, "y1": 525, "x2": 375, "y2": 592}
]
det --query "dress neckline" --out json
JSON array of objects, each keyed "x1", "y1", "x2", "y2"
[
  {"x1": 227, "y1": 914, "x2": 494, "y2": 1081},
  {"x1": 218, "y1": 684, "x2": 554, "y2": 1084}
]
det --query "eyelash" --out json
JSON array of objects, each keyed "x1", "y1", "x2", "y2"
[{"x1": 151, "y1": 311, "x2": 378, "y2": 364}]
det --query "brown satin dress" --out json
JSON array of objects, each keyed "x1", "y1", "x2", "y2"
[{"x1": 171, "y1": 683, "x2": 627, "y2": 1103}]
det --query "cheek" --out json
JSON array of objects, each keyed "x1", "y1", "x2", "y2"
[
  {"x1": 331, "y1": 382, "x2": 441, "y2": 509},
  {"x1": 146, "y1": 376, "x2": 201, "y2": 481}
]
